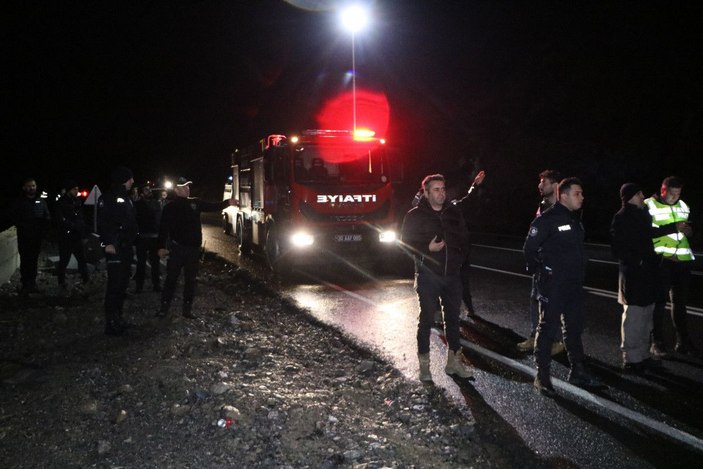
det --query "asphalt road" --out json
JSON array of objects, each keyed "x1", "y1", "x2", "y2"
[{"x1": 201, "y1": 213, "x2": 703, "y2": 468}]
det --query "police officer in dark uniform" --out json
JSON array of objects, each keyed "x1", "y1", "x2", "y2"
[
  {"x1": 156, "y1": 177, "x2": 236, "y2": 319},
  {"x1": 98, "y1": 167, "x2": 138, "y2": 336},
  {"x1": 524, "y1": 177, "x2": 602, "y2": 396},
  {"x1": 54, "y1": 180, "x2": 90, "y2": 287},
  {"x1": 10, "y1": 177, "x2": 51, "y2": 295}
]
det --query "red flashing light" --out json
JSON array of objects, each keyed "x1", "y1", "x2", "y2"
[{"x1": 316, "y1": 89, "x2": 390, "y2": 137}]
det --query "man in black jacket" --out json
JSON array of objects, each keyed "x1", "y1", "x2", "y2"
[
  {"x1": 524, "y1": 177, "x2": 602, "y2": 395},
  {"x1": 98, "y1": 166, "x2": 138, "y2": 336},
  {"x1": 401, "y1": 174, "x2": 473, "y2": 382},
  {"x1": 10, "y1": 177, "x2": 51, "y2": 295},
  {"x1": 518, "y1": 169, "x2": 565, "y2": 354},
  {"x1": 611, "y1": 183, "x2": 685, "y2": 372},
  {"x1": 54, "y1": 180, "x2": 90, "y2": 288},
  {"x1": 156, "y1": 177, "x2": 236, "y2": 319},
  {"x1": 411, "y1": 170, "x2": 486, "y2": 322}
]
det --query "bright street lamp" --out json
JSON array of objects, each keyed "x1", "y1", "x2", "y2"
[{"x1": 339, "y1": 4, "x2": 370, "y2": 134}]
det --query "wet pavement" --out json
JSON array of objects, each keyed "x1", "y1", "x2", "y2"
[{"x1": 201, "y1": 214, "x2": 703, "y2": 467}]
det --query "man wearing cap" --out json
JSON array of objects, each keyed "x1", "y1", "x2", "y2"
[
  {"x1": 645, "y1": 176, "x2": 696, "y2": 355},
  {"x1": 97, "y1": 166, "x2": 138, "y2": 335},
  {"x1": 10, "y1": 177, "x2": 51, "y2": 295},
  {"x1": 156, "y1": 177, "x2": 237, "y2": 319},
  {"x1": 54, "y1": 180, "x2": 90, "y2": 288},
  {"x1": 610, "y1": 183, "x2": 685, "y2": 372}
]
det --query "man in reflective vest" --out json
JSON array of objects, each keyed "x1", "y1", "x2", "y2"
[{"x1": 645, "y1": 176, "x2": 696, "y2": 356}]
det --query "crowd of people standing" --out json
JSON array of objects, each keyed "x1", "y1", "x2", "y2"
[
  {"x1": 4, "y1": 166, "x2": 698, "y2": 393},
  {"x1": 6, "y1": 166, "x2": 236, "y2": 336},
  {"x1": 400, "y1": 169, "x2": 696, "y2": 397}
]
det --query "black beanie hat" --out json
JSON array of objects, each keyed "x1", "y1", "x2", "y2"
[
  {"x1": 111, "y1": 166, "x2": 134, "y2": 185},
  {"x1": 620, "y1": 183, "x2": 641, "y2": 204},
  {"x1": 63, "y1": 179, "x2": 79, "y2": 191}
]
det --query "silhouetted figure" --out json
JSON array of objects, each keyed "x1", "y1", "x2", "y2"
[
  {"x1": 10, "y1": 177, "x2": 50, "y2": 295},
  {"x1": 54, "y1": 180, "x2": 90, "y2": 287}
]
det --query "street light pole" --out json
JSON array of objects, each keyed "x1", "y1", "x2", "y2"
[
  {"x1": 340, "y1": 4, "x2": 369, "y2": 137},
  {"x1": 351, "y1": 30, "x2": 357, "y2": 134}
]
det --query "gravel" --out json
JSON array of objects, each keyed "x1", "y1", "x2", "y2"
[{"x1": 0, "y1": 250, "x2": 547, "y2": 468}]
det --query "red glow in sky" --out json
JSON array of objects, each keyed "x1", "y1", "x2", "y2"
[{"x1": 316, "y1": 89, "x2": 390, "y2": 137}]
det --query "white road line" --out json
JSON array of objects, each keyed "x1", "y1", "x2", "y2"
[
  {"x1": 470, "y1": 264, "x2": 703, "y2": 316},
  {"x1": 460, "y1": 339, "x2": 703, "y2": 453},
  {"x1": 472, "y1": 243, "x2": 703, "y2": 276},
  {"x1": 473, "y1": 244, "x2": 521, "y2": 253}
]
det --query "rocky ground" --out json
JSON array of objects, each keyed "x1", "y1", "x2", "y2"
[{"x1": 0, "y1": 248, "x2": 547, "y2": 468}]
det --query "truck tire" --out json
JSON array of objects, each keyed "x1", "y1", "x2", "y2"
[
  {"x1": 222, "y1": 213, "x2": 232, "y2": 235},
  {"x1": 265, "y1": 226, "x2": 291, "y2": 275},
  {"x1": 236, "y1": 217, "x2": 251, "y2": 255}
]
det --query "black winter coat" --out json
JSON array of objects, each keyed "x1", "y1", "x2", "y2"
[
  {"x1": 135, "y1": 197, "x2": 163, "y2": 237},
  {"x1": 55, "y1": 194, "x2": 87, "y2": 240},
  {"x1": 523, "y1": 202, "x2": 587, "y2": 285},
  {"x1": 610, "y1": 203, "x2": 675, "y2": 306},
  {"x1": 10, "y1": 195, "x2": 50, "y2": 239},
  {"x1": 400, "y1": 198, "x2": 469, "y2": 276},
  {"x1": 97, "y1": 186, "x2": 138, "y2": 247},
  {"x1": 158, "y1": 197, "x2": 228, "y2": 248}
]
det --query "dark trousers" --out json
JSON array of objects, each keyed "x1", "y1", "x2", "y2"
[
  {"x1": 57, "y1": 236, "x2": 89, "y2": 285},
  {"x1": 18, "y1": 235, "x2": 42, "y2": 288},
  {"x1": 460, "y1": 256, "x2": 475, "y2": 313},
  {"x1": 415, "y1": 269, "x2": 462, "y2": 354},
  {"x1": 530, "y1": 274, "x2": 563, "y2": 340},
  {"x1": 652, "y1": 259, "x2": 692, "y2": 344},
  {"x1": 535, "y1": 280, "x2": 585, "y2": 370},
  {"x1": 135, "y1": 237, "x2": 161, "y2": 290},
  {"x1": 161, "y1": 244, "x2": 200, "y2": 306},
  {"x1": 104, "y1": 244, "x2": 134, "y2": 325},
  {"x1": 529, "y1": 275, "x2": 540, "y2": 336}
]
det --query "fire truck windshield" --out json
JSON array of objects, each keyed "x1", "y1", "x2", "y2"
[{"x1": 293, "y1": 144, "x2": 388, "y2": 184}]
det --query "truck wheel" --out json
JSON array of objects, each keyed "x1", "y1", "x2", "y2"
[
  {"x1": 222, "y1": 214, "x2": 232, "y2": 235},
  {"x1": 265, "y1": 227, "x2": 291, "y2": 275},
  {"x1": 236, "y1": 218, "x2": 251, "y2": 255}
]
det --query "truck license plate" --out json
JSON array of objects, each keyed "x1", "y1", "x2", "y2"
[{"x1": 335, "y1": 234, "x2": 362, "y2": 242}]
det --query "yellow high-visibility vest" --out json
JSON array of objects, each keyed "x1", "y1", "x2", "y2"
[{"x1": 645, "y1": 197, "x2": 694, "y2": 260}]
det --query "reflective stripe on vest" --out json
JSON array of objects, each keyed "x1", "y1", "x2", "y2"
[{"x1": 645, "y1": 197, "x2": 695, "y2": 261}]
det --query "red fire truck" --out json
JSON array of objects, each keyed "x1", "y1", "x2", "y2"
[{"x1": 222, "y1": 129, "x2": 397, "y2": 273}]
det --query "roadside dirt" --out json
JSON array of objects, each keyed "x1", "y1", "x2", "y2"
[{"x1": 0, "y1": 250, "x2": 546, "y2": 468}]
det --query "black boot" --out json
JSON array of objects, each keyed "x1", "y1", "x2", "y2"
[
  {"x1": 533, "y1": 366, "x2": 555, "y2": 397},
  {"x1": 568, "y1": 363, "x2": 604, "y2": 389},
  {"x1": 674, "y1": 333, "x2": 699, "y2": 356},
  {"x1": 182, "y1": 301, "x2": 197, "y2": 319}
]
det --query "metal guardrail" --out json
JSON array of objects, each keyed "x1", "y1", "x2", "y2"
[{"x1": 471, "y1": 231, "x2": 703, "y2": 275}]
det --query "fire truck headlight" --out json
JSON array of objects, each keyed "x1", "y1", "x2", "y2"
[
  {"x1": 290, "y1": 232, "x2": 314, "y2": 247},
  {"x1": 379, "y1": 230, "x2": 397, "y2": 243}
]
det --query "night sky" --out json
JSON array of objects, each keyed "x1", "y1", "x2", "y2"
[{"x1": 5, "y1": 1, "x2": 703, "y2": 240}]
